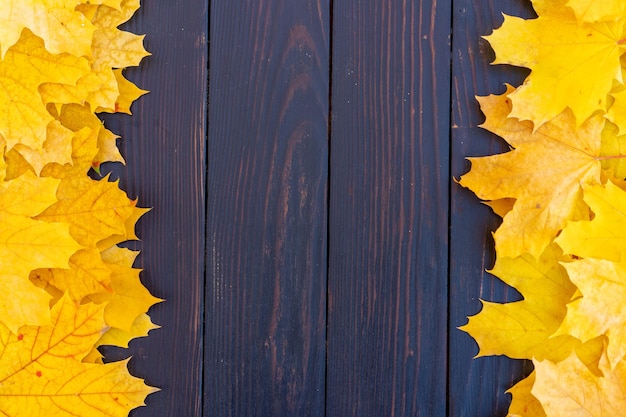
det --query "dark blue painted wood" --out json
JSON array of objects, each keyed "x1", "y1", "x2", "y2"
[
  {"x1": 206, "y1": 1, "x2": 329, "y2": 416},
  {"x1": 326, "y1": 0, "x2": 451, "y2": 415}
]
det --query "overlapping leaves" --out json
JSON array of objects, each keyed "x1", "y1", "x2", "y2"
[
  {"x1": 461, "y1": 1, "x2": 626, "y2": 415},
  {"x1": 0, "y1": 1, "x2": 158, "y2": 415}
]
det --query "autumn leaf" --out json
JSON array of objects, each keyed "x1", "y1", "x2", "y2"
[
  {"x1": 0, "y1": 0, "x2": 95, "y2": 57},
  {"x1": 599, "y1": 120, "x2": 626, "y2": 180},
  {"x1": 0, "y1": 0, "x2": 156, "y2": 414},
  {"x1": 554, "y1": 258, "x2": 626, "y2": 366},
  {"x1": 532, "y1": 350, "x2": 626, "y2": 417},
  {"x1": 462, "y1": 1, "x2": 626, "y2": 415},
  {"x1": 605, "y1": 90, "x2": 626, "y2": 135},
  {"x1": 35, "y1": 176, "x2": 138, "y2": 247},
  {"x1": 506, "y1": 372, "x2": 546, "y2": 417},
  {"x1": 75, "y1": 0, "x2": 149, "y2": 113},
  {"x1": 565, "y1": 0, "x2": 626, "y2": 23},
  {"x1": 88, "y1": 245, "x2": 162, "y2": 333},
  {"x1": 85, "y1": 313, "x2": 159, "y2": 363},
  {"x1": 110, "y1": 68, "x2": 149, "y2": 114},
  {"x1": 55, "y1": 103, "x2": 125, "y2": 169},
  {"x1": 0, "y1": 211, "x2": 80, "y2": 278},
  {"x1": 0, "y1": 294, "x2": 157, "y2": 416},
  {"x1": 0, "y1": 173, "x2": 82, "y2": 331},
  {"x1": 12, "y1": 120, "x2": 76, "y2": 174},
  {"x1": 460, "y1": 87, "x2": 604, "y2": 258},
  {"x1": 557, "y1": 181, "x2": 626, "y2": 262},
  {"x1": 461, "y1": 244, "x2": 578, "y2": 361},
  {"x1": 30, "y1": 248, "x2": 112, "y2": 301},
  {"x1": 485, "y1": 8, "x2": 626, "y2": 126},
  {"x1": 0, "y1": 30, "x2": 90, "y2": 154}
]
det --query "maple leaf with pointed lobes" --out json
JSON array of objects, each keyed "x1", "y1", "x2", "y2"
[
  {"x1": 566, "y1": 0, "x2": 626, "y2": 23},
  {"x1": 460, "y1": 243, "x2": 579, "y2": 362},
  {"x1": 30, "y1": 248, "x2": 113, "y2": 301},
  {"x1": 0, "y1": 294, "x2": 157, "y2": 417},
  {"x1": 485, "y1": 8, "x2": 626, "y2": 127},
  {"x1": 0, "y1": 0, "x2": 95, "y2": 57},
  {"x1": 557, "y1": 181, "x2": 626, "y2": 262},
  {"x1": 84, "y1": 313, "x2": 159, "y2": 363},
  {"x1": 605, "y1": 90, "x2": 626, "y2": 135},
  {"x1": 10, "y1": 120, "x2": 75, "y2": 175},
  {"x1": 72, "y1": 0, "x2": 150, "y2": 113},
  {"x1": 506, "y1": 372, "x2": 546, "y2": 417},
  {"x1": 0, "y1": 30, "x2": 90, "y2": 155},
  {"x1": 532, "y1": 349, "x2": 626, "y2": 417},
  {"x1": 459, "y1": 87, "x2": 605, "y2": 258},
  {"x1": 0, "y1": 173, "x2": 82, "y2": 332},
  {"x1": 55, "y1": 103, "x2": 125, "y2": 169},
  {"x1": 553, "y1": 258, "x2": 626, "y2": 366},
  {"x1": 88, "y1": 245, "x2": 162, "y2": 333},
  {"x1": 35, "y1": 176, "x2": 139, "y2": 248},
  {"x1": 598, "y1": 120, "x2": 626, "y2": 180}
]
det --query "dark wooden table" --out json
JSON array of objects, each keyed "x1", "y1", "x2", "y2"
[{"x1": 103, "y1": 0, "x2": 539, "y2": 416}]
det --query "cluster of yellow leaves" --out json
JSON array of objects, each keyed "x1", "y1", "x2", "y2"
[
  {"x1": 0, "y1": 1, "x2": 160, "y2": 415},
  {"x1": 460, "y1": 1, "x2": 626, "y2": 415}
]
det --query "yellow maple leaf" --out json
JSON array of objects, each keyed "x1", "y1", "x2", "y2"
[
  {"x1": 77, "y1": 0, "x2": 141, "y2": 30},
  {"x1": 55, "y1": 103, "x2": 124, "y2": 168},
  {"x1": 557, "y1": 181, "x2": 626, "y2": 261},
  {"x1": 532, "y1": 350, "x2": 626, "y2": 416},
  {"x1": 97, "y1": 206, "x2": 150, "y2": 250},
  {"x1": 0, "y1": 274, "x2": 51, "y2": 335},
  {"x1": 108, "y1": 68, "x2": 149, "y2": 114},
  {"x1": 555, "y1": 258, "x2": 626, "y2": 365},
  {"x1": 0, "y1": 30, "x2": 90, "y2": 153},
  {"x1": 599, "y1": 120, "x2": 626, "y2": 179},
  {"x1": 36, "y1": 1, "x2": 147, "y2": 113},
  {"x1": 90, "y1": 20, "x2": 149, "y2": 72},
  {"x1": 12, "y1": 120, "x2": 75, "y2": 174},
  {"x1": 605, "y1": 89, "x2": 626, "y2": 135},
  {"x1": 0, "y1": 173, "x2": 82, "y2": 331},
  {"x1": 84, "y1": 313, "x2": 159, "y2": 363},
  {"x1": 97, "y1": 313, "x2": 159, "y2": 349},
  {"x1": 81, "y1": 0, "x2": 123, "y2": 10},
  {"x1": 0, "y1": 294, "x2": 157, "y2": 416},
  {"x1": 460, "y1": 88, "x2": 604, "y2": 258},
  {"x1": 460, "y1": 244, "x2": 578, "y2": 361},
  {"x1": 565, "y1": 0, "x2": 626, "y2": 22},
  {"x1": 69, "y1": 0, "x2": 149, "y2": 113},
  {"x1": 0, "y1": 177, "x2": 81, "y2": 278},
  {"x1": 39, "y1": 67, "x2": 119, "y2": 113},
  {"x1": 30, "y1": 248, "x2": 112, "y2": 301},
  {"x1": 35, "y1": 176, "x2": 137, "y2": 247},
  {"x1": 485, "y1": 8, "x2": 626, "y2": 126},
  {"x1": 506, "y1": 372, "x2": 546, "y2": 417},
  {"x1": 88, "y1": 245, "x2": 162, "y2": 332},
  {"x1": 0, "y1": 0, "x2": 95, "y2": 57}
]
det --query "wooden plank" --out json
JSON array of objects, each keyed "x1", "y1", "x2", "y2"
[
  {"x1": 326, "y1": 1, "x2": 451, "y2": 415},
  {"x1": 205, "y1": 1, "x2": 329, "y2": 416},
  {"x1": 99, "y1": 1, "x2": 208, "y2": 416},
  {"x1": 448, "y1": 1, "x2": 537, "y2": 415}
]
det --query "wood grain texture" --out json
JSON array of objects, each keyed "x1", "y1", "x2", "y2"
[
  {"x1": 449, "y1": 0, "x2": 536, "y2": 416},
  {"x1": 99, "y1": 1, "x2": 208, "y2": 416},
  {"x1": 206, "y1": 1, "x2": 329, "y2": 416},
  {"x1": 327, "y1": 1, "x2": 451, "y2": 415}
]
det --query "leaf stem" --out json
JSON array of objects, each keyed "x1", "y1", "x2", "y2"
[{"x1": 597, "y1": 154, "x2": 626, "y2": 160}]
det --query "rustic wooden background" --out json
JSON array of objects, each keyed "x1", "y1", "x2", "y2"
[{"x1": 101, "y1": 0, "x2": 539, "y2": 416}]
